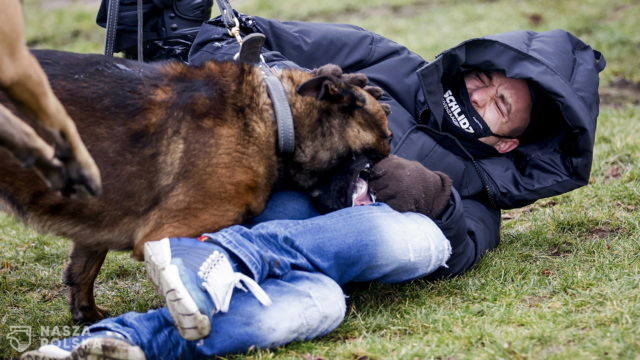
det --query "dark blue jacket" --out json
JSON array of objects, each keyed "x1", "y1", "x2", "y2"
[{"x1": 188, "y1": 15, "x2": 605, "y2": 279}]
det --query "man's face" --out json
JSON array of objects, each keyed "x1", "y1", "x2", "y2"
[{"x1": 464, "y1": 70, "x2": 533, "y2": 153}]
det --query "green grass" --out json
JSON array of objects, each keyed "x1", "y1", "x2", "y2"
[{"x1": 2, "y1": 0, "x2": 640, "y2": 359}]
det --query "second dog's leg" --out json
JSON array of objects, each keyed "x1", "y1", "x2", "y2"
[
  {"x1": 64, "y1": 244, "x2": 109, "y2": 323},
  {"x1": 0, "y1": 105, "x2": 71, "y2": 190},
  {"x1": 0, "y1": 0, "x2": 102, "y2": 195},
  {"x1": 1, "y1": 50, "x2": 103, "y2": 196}
]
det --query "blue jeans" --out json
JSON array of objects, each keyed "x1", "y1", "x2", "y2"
[{"x1": 88, "y1": 191, "x2": 451, "y2": 358}]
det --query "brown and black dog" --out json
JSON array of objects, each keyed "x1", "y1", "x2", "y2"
[
  {"x1": 0, "y1": 49, "x2": 392, "y2": 323},
  {"x1": 0, "y1": 0, "x2": 101, "y2": 196}
]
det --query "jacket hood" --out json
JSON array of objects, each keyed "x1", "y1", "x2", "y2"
[{"x1": 417, "y1": 29, "x2": 606, "y2": 209}]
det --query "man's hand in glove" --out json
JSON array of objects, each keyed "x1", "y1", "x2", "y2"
[{"x1": 369, "y1": 155, "x2": 453, "y2": 218}]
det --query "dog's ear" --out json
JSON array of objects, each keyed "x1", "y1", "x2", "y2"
[
  {"x1": 297, "y1": 75, "x2": 366, "y2": 108},
  {"x1": 297, "y1": 75, "x2": 338, "y2": 101},
  {"x1": 313, "y1": 64, "x2": 343, "y2": 78}
]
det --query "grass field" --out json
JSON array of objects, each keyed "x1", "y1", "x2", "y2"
[{"x1": 1, "y1": 0, "x2": 639, "y2": 359}]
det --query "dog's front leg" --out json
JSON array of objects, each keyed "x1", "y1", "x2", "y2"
[{"x1": 63, "y1": 244, "x2": 109, "y2": 323}]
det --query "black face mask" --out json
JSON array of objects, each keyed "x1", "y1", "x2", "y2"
[{"x1": 441, "y1": 75, "x2": 518, "y2": 141}]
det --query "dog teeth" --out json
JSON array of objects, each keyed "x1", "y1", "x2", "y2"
[{"x1": 352, "y1": 177, "x2": 373, "y2": 206}]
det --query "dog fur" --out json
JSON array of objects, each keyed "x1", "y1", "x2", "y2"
[
  {"x1": 0, "y1": 0, "x2": 101, "y2": 196},
  {"x1": 0, "y1": 49, "x2": 391, "y2": 323}
]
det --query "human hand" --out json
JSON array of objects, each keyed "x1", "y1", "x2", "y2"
[{"x1": 369, "y1": 155, "x2": 452, "y2": 218}]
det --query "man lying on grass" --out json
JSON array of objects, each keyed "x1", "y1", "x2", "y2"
[{"x1": 21, "y1": 4, "x2": 605, "y2": 359}]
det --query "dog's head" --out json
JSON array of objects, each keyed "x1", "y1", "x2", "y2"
[{"x1": 283, "y1": 64, "x2": 392, "y2": 210}]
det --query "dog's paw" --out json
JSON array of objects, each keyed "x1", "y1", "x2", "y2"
[{"x1": 73, "y1": 304, "x2": 109, "y2": 324}]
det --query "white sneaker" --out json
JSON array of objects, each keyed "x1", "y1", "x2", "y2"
[
  {"x1": 144, "y1": 237, "x2": 271, "y2": 340},
  {"x1": 20, "y1": 333, "x2": 145, "y2": 360}
]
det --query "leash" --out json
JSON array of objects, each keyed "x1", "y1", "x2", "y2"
[
  {"x1": 214, "y1": 0, "x2": 242, "y2": 43},
  {"x1": 136, "y1": 0, "x2": 143, "y2": 61},
  {"x1": 104, "y1": 0, "x2": 119, "y2": 57},
  {"x1": 214, "y1": 1, "x2": 295, "y2": 154},
  {"x1": 104, "y1": 0, "x2": 144, "y2": 62}
]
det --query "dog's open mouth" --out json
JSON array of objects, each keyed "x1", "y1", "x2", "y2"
[
  {"x1": 351, "y1": 171, "x2": 375, "y2": 206},
  {"x1": 309, "y1": 154, "x2": 377, "y2": 213}
]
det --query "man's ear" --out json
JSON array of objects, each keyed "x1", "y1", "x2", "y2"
[{"x1": 494, "y1": 138, "x2": 520, "y2": 154}]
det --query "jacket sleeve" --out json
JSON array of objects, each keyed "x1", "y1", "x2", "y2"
[
  {"x1": 252, "y1": 16, "x2": 379, "y2": 71},
  {"x1": 427, "y1": 188, "x2": 501, "y2": 279},
  {"x1": 252, "y1": 16, "x2": 428, "y2": 117}
]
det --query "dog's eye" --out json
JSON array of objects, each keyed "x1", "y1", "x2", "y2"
[{"x1": 387, "y1": 133, "x2": 394, "y2": 144}]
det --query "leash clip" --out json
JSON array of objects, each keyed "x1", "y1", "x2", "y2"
[
  {"x1": 228, "y1": 17, "x2": 243, "y2": 45},
  {"x1": 216, "y1": 0, "x2": 242, "y2": 44}
]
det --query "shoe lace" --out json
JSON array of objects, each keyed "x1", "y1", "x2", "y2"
[{"x1": 197, "y1": 250, "x2": 272, "y2": 313}]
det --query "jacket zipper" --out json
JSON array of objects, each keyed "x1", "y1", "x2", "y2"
[{"x1": 394, "y1": 124, "x2": 499, "y2": 209}]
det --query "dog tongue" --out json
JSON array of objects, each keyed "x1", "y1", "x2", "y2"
[{"x1": 352, "y1": 177, "x2": 374, "y2": 206}]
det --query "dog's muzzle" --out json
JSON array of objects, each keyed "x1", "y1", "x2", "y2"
[{"x1": 309, "y1": 154, "x2": 376, "y2": 213}]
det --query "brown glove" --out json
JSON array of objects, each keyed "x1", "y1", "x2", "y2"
[{"x1": 369, "y1": 155, "x2": 453, "y2": 218}]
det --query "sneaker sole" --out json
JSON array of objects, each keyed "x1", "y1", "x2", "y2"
[
  {"x1": 20, "y1": 337, "x2": 145, "y2": 360},
  {"x1": 144, "y1": 238, "x2": 211, "y2": 340}
]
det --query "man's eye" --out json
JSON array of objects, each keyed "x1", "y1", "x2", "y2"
[
  {"x1": 476, "y1": 71, "x2": 492, "y2": 85},
  {"x1": 497, "y1": 100, "x2": 509, "y2": 119}
]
